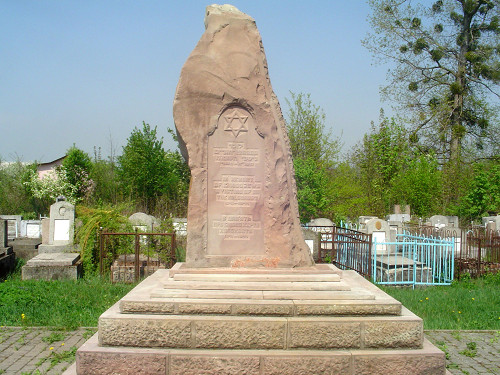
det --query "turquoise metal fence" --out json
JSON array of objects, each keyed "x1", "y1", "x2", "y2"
[{"x1": 372, "y1": 232, "x2": 454, "y2": 288}]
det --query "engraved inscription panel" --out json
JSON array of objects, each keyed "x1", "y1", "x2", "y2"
[
  {"x1": 207, "y1": 107, "x2": 265, "y2": 255},
  {"x1": 54, "y1": 219, "x2": 70, "y2": 242}
]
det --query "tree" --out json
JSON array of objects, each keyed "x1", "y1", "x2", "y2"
[
  {"x1": 286, "y1": 92, "x2": 341, "y2": 168},
  {"x1": 456, "y1": 162, "x2": 500, "y2": 220},
  {"x1": 393, "y1": 154, "x2": 443, "y2": 217},
  {"x1": 364, "y1": 0, "x2": 500, "y2": 168},
  {"x1": 353, "y1": 113, "x2": 412, "y2": 216},
  {"x1": 293, "y1": 158, "x2": 335, "y2": 223},
  {"x1": 118, "y1": 122, "x2": 190, "y2": 214},
  {"x1": 88, "y1": 147, "x2": 120, "y2": 206},
  {"x1": 62, "y1": 145, "x2": 94, "y2": 200},
  {"x1": 0, "y1": 159, "x2": 39, "y2": 216},
  {"x1": 285, "y1": 92, "x2": 341, "y2": 222}
]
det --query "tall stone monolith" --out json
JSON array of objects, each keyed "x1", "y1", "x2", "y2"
[{"x1": 174, "y1": 4, "x2": 314, "y2": 268}]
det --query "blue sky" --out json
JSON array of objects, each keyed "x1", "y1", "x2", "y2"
[{"x1": 0, "y1": 1, "x2": 390, "y2": 163}]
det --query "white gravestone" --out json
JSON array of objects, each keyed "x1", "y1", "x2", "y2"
[{"x1": 48, "y1": 201, "x2": 75, "y2": 246}]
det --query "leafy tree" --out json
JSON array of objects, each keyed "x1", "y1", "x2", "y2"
[
  {"x1": 155, "y1": 150, "x2": 190, "y2": 217},
  {"x1": 294, "y1": 158, "x2": 335, "y2": 223},
  {"x1": 88, "y1": 147, "x2": 120, "y2": 206},
  {"x1": 0, "y1": 159, "x2": 39, "y2": 216},
  {"x1": 118, "y1": 122, "x2": 190, "y2": 214},
  {"x1": 364, "y1": 0, "x2": 500, "y2": 167},
  {"x1": 62, "y1": 145, "x2": 94, "y2": 200},
  {"x1": 393, "y1": 154, "x2": 443, "y2": 217},
  {"x1": 286, "y1": 92, "x2": 341, "y2": 168},
  {"x1": 285, "y1": 92, "x2": 341, "y2": 222},
  {"x1": 328, "y1": 161, "x2": 370, "y2": 222},
  {"x1": 456, "y1": 162, "x2": 500, "y2": 220},
  {"x1": 353, "y1": 114, "x2": 412, "y2": 216}
]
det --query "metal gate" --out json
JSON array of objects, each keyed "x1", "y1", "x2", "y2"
[
  {"x1": 308, "y1": 226, "x2": 373, "y2": 279},
  {"x1": 99, "y1": 228, "x2": 176, "y2": 282}
]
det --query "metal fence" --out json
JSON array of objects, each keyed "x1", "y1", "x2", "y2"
[
  {"x1": 332, "y1": 226, "x2": 372, "y2": 279},
  {"x1": 308, "y1": 225, "x2": 455, "y2": 286},
  {"x1": 306, "y1": 226, "x2": 372, "y2": 279},
  {"x1": 373, "y1": 233, "x2": 455, "y2": 287},
  {"x1": 99, "y1": 228, "x2": 176, "y2": 282},
  {"x1": 456, "y1": 229, "x2": 500, "y2": 278}
]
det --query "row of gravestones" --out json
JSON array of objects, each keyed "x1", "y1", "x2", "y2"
[
  {"x1": 301, "y1": 213, "x2": 498, "y2": 266},
  {"x1": 0, "y1": 215, "x2": 43, "y2": 240},
  {"x1": 3, "y1": 201, "x2": 188, "y2": 280}
]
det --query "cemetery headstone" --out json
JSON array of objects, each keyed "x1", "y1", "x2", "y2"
[
  {"x1": 0, "y1": 220, "x2": 15, "y2": 276},
  {"x1": 482, "y1": 215, "x2": 500, "y2": 231},
  {"x1": 38, "y1": 201, "x2": 77, "y2": 253},
  {"x1": 41, "y1": 218, "x2": 50, "y2": 244},
  {"x1": 301, "y1": 228, "x2": 320, "y2": 260},
  {"x1": 307, "y1": 218, "x2": 334, "y2": 227},
  {"x1": 128, "y1": 212, "x2": 159, "y2": 232},
  {"x1": 364, "y1": 218, "x2": 395, "y2": 255},
  {"x1": 173, "y1": 4, "x2": 313, "y2": 268},
  {"x1": 0, "y1": 215, "x2": 22, "y2": 241},
  {"x1": 0, "y1": 220, "x2": 13, "y2": 256},
  {"x1": 427, "y1": 215, "x2": 446, "y2": 229},
  {"x1": 20, "y1": 220, "x2": 42, "y2": 238},
  {"x1": 23, "y1": 200, "x2": 80, "y2": 280},
  {"x1": 386, "y1": 213, "x2": 411, "y2": 224}
]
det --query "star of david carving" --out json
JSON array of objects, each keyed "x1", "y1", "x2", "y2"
[{"x1": 224, "y1": 109, "x2": 248, "y2": 138}]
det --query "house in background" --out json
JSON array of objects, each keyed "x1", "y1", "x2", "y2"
[{"x1": 37, "y1": 156, "x2": 66, "y2": 179}]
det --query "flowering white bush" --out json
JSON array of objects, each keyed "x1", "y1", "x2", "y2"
[{"x1": 24, "y1": 167, "x2": 80, "y2": 205}]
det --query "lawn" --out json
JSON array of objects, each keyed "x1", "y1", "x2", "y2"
[
  {"x1": 1, "y1": 260, "x2": 499, "y2": 330},
  {"x1": 0, "y1": 261, "x2": 135, "y2": 329},
  {"x1": 380, "y1": 272, "x2": 500, "y2": 330}
]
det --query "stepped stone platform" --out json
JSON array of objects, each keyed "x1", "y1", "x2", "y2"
[
  {"x1": 21, "y1": 252, "x2": 82, "y2": 280},
  {"x1": 72, "y1": 263, "x2": 447, "y2": 374}
]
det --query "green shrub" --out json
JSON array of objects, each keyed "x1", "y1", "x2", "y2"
[{"x1": 75, "y1": 205, "x2": 133, "y2": 274}]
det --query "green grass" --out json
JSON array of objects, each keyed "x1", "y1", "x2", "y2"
[
  {"x1": 0, "y1": 263, "x2": 135, "y2": 329},
  {"x1": 380, "y1": 273, "x2": 500, "y2": 330}
]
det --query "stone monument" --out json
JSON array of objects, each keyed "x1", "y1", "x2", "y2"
[
  {"x1": 22, "y1": 200, "x2": 81, "y2": 280},
  {"x1": 70, "y1": 5, "x2": 446, "y2": 374},
  {"x1": 173, "y1": 4, "x2": 313, "y2": 269}
]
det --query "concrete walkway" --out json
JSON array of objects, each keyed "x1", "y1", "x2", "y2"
[{"x1": 0, "y1": 327, "x2": 498, "y2": 374}]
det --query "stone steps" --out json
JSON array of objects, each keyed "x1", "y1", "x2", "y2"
[
  {"x1": 120, "y1": 297, "x2": 402, "y2": 316},
  {"x1": 120, "y1": 268, "x2": 402, "y2": 316},
  {"x1": 168, "y1": 262, "x2": 340, "y2": 275},
  {"x1": 72, "y1": 266, "x2": 446, "y2": 374},
  {"x1": 170, "y1": 273, "x2": 342, "y2": 282},
  {"x1": 151, "y1": 288, "x2": 371, "y2": 300},
  {"x1": 99, "y1": 302, "x2": 423, "y2": 350},
  {"x1": 77, "y1": 333, "x2": 446, "y2": 375},
  {"x1": 163, "y1": 280, "x2": 348, "y2": 291}
]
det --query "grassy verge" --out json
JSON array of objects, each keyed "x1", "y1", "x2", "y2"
[
  {"x1": 380, "y1": 273, "x2": 500, "y2": 330},
  {"x1": 0, "y1": 261, "x2": 135, "y2": 329}
]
